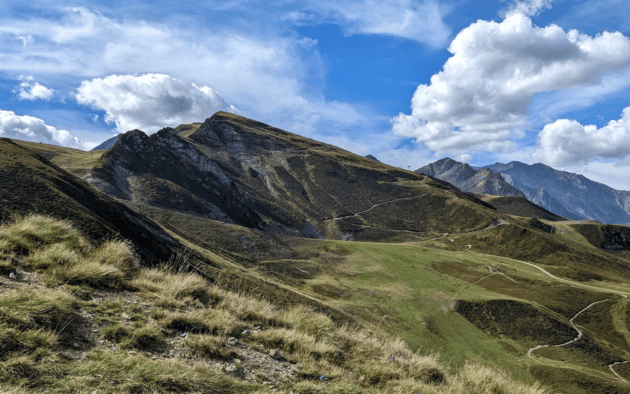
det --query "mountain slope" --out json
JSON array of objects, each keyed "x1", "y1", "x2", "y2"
[
  {"x1": 85, "y1": 112, "x2": 505, "y2": 241},
  {"x1": 485, "y1": 161, "x2": 630, "y2": 224},
  {"x1": 0, "y1": 138, "x2": 178, "y2": 264},
  {"x1": 417, "y1": 158, "x2": 526, "y2": 197}
]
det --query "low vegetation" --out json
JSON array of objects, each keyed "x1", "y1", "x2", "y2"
[{"x1": 0, "y1": 214, "x2": 550, "y2": 393}]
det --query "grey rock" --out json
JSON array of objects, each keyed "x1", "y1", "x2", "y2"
[
  {"x1": 228, "y1": 337, "x2": 238, "y2": 346},
  {"x1": 269, "y1": 348, "x2": 283, "y2": 360}
]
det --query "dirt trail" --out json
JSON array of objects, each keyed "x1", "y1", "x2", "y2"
[
  {"x1": 478, "y1": 254, "x2": 630, "y2": 298},
  {"x1": 431, "y1": 233, "x2": 449, "y2": 241},
  {"x1": 479, "y1": 253, "x2": 630, "y2": 381},
  {"x1": 609, "y1": 361, "x2": 630, "y2": 382},
  {"x1": 527, "y1": 299, "x2": 611, "y2": 358},
  {"x1": 324, "y1": 194, "x2": 427, "y2": 221}
]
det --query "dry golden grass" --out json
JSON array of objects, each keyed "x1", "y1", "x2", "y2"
[
  {"x1": 443, "y1": 362, "x2": 550, "y2": 394},
  {"x1": 129, "y1": 266, "x2": 209, "y2": 309},
  {"x1": 0, "y1": 214, "x2": 87, "y2": 255}
]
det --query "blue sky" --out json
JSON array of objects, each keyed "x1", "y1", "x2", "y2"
[{"x1": 1, "y1": 0, "x2": 630, "y2": 190}]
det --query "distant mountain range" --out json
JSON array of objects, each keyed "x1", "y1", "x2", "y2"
[{"x1": 417, "y1": 158, "x2": 630, "y2": 225}]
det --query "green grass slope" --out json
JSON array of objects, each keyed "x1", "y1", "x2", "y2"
[{"x1": 279, "y1": 235, "x2": 630, "y2": 394}]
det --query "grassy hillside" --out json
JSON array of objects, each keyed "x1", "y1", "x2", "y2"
[
  {"x1": 0, "y1": 215, "x2": 550, "y2": 394},
  {"x1": 4, "y1": 113, "x2": 630, "y2": 393},
  {"x1": 279, "y1": 235, "x2": 630, "y2": 394},
  {"x1": 479, "y1": 195, "x2": 567, "y2": 222},
  {"x1": 0, "y1": 138, "x2": 178, "y2": 264},
  {"x1": 12, "y1": 139, "x2": 104, "y2": 179}
]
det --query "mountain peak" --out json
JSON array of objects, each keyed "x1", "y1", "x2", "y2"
[{"x1": 417, "y1": 158, "x2": 525, "y2": 198}]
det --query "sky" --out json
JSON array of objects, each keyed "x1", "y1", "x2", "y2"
[{"x1": 1, "y1": 0, "x2": 629, "y2": 190}]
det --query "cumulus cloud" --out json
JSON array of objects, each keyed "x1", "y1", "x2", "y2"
[
  {"x1": 392, "y1": 11, "x2": 630, "y2": 155},
  {"x1": 14, "y1": 76, "x2": 54, "y2": 101},
  {"x1": 0, "y1": 7, "x2": 369, "y2": 138},
  {"x1": 76, "y1": 73, "x2": 238, "y2": 133},
  {"x1": 532, "y1": 106, "x2": 630, "y2": 167},
  {"x1": 288, "y1": 0, "x2": 451, "y2": 48},
  {"x1": 0, "y1": 110, "x2": 83, "y2": 148}
]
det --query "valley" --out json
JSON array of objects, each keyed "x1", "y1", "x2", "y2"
[{"x1": 1, "y1": 112, "x2": 630, "y2": 393}]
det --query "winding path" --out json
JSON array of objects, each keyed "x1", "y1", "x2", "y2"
[
  {"x1": 527, "y1": 299, "x2": 611, "y2": 358},
  {"x1": 323, "y1": 194, "x2": 427, "y2": 221},
  {"x1": 478, "y1": 253, "x2": 630, "y2": 381}
]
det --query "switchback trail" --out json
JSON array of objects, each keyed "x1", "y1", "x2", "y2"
[
  {"x1": 527, "y1": 299, "x2": 611, "y2": 358},
  {"x1": 480, "y1": 253, "x2": 630, "y2": 381}
]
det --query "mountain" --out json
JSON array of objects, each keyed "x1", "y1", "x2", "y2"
[
  {"x1": 416, "y1": 157, "x2": 526, "y2": 197},
  {"x1": 485, "y1": 161, "x2": 630, "y2": 225},
  {"x1": 85, "y1": 112, "x2": 504, "y2": 242}
]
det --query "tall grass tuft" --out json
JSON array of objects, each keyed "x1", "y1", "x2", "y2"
[{"x1": 0, "y1": 215, "x2": 86, "y2": 255}]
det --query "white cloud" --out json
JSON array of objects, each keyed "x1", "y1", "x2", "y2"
[
  {"x1": 76, "y1": 73, "x2": 238, "y2": 133},
  {"x1": 0, "y1": 109, "x2": 83, "y2": 148},
  {"x1": 392, "y1": 11, "x2": 630, "y2": 155},
  {"x1": 14, "y1": 76, "x2": 54, "y2": 101},
  {"x1": 507, "y1": 0, "x2": 553, "y2": 16},
  {"x1": 532, "y1": 106, "x2": 630, "y2": 167},
  {"x1": 288, "y1": 0, "x2": 451, "y2": 48},
  {"x1": 0, "y1": 7, "x2": 370, "y2": 138}
]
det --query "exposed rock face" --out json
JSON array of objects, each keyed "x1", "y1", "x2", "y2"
[
  {"x1": 86, "y1": 112, "x2": 504, "y2": 240},
  {"x1": 417, "y1": 158, "x2": 526, "y2": 197},
  {"x1": 484, "y1": 162, "x2": 630, "y2": 224}
]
